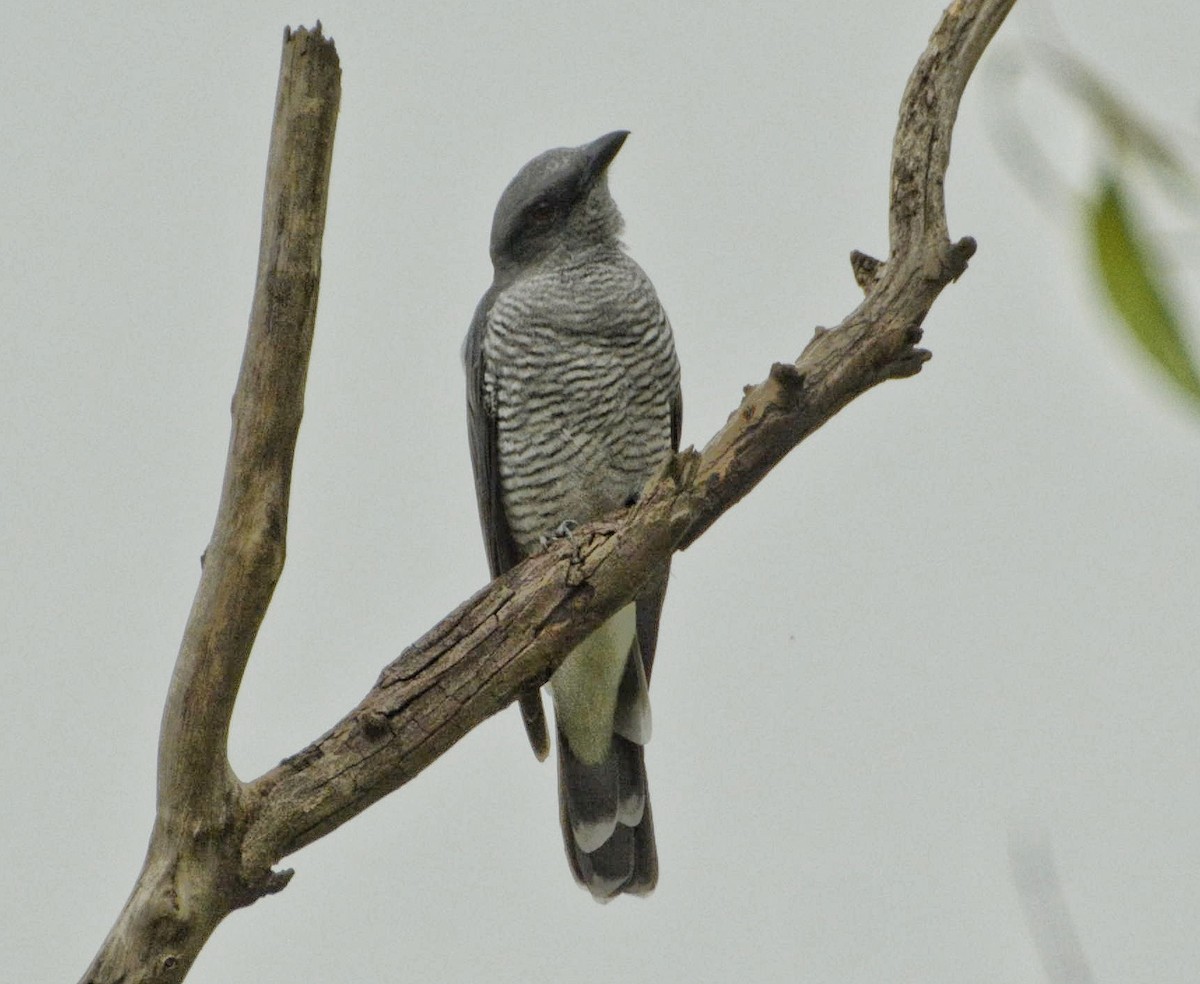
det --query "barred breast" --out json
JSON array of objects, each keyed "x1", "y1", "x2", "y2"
[{"x1": 482, "y1": 248, "x2": 679, "y2": 555}]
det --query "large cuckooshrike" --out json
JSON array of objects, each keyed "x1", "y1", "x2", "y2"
[{"x1": 464, "y1": 131, "x2": 680, "y2": 899}]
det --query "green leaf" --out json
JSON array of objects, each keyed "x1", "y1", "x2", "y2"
[{"x1": 1087, "y1": 174, "x2": 1200, "y2": 408}]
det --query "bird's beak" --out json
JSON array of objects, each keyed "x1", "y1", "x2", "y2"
[{"x1": 582, "y1": 130, "x2": 630, "y2": 183}]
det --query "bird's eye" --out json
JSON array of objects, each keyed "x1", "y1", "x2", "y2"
[{"x1": 526, "y1": 200, "x2": 556, "y2": 231}]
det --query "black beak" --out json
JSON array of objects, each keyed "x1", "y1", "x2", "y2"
[{"x1": 582, "y1": 130, "x2": 630, "y2": 182}]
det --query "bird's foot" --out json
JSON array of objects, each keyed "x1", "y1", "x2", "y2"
[{"x1": 539, "y1": 519, "x2": 580, "y2": 551}]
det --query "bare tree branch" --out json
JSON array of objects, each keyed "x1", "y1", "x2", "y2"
[
  {"x1": 82, "y1": 24, "x2": 340, "y2": 984},
  {"x1": 82, "y1": 2, "x2": 1017, "y2": 981}
]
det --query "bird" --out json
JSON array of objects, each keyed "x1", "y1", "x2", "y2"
[{"x1": 463, "y1": 130, "x2": 681, "y2": 900}]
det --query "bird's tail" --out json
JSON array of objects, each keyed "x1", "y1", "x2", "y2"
[{"x1": 555, "y1": 644, "x2": 658, "y2": 901}]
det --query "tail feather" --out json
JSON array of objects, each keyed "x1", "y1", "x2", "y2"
[
  {"x1": 612, "y1": 637, "x2": 652, "y2": 745},
  {"x1": 557, "y1": 736, "x2": 620, "y2": 852},
  {"x1": 553, "y1": 604, "x2": 661, "y2": 901},
  {"x1": 557, "y1": 730, "x2": 657, "y2": 901},
  {"x1": 614, "y1": 733, "x2": 646, "y2": 827},
  {"x1": 567, "y1": 821, "x2": 633, "y2": 901},
  {"x1": 625, "y1": 798, "x2": 658, "y2": 896}
]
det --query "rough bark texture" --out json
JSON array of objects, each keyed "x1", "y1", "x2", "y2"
[
  {"x1": 81, "y1": 24, "x2": 340, "y2": 984},
  {"x1": 82, "y1": 2, "x2": 1017, "y2": 981}
]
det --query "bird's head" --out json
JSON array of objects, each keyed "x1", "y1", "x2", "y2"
[{"x1": 489, "y1": 130, "x2": 629, "y2": 279}]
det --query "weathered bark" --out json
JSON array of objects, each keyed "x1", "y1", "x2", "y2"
[
  {"x1": 82, "y1": 24, "x2": 340, "y2": 984},
  {"x1": 82, "y1": 2, "x2": 1017, "y2": 981}
]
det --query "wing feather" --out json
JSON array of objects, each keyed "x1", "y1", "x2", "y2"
[{"x1": 464, "y1": 287, "x2": 549, "y2": 758}]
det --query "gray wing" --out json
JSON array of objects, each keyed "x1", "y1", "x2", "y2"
[
  {"x1": 464, "y1": 286, "x2": 550, "y2": 758},
  {"x1": 465, "y1": 286, "x2": 520, "y2": 577}
]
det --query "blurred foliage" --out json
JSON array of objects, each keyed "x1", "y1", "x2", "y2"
[
  {"x1": 1044, "y1": 48, "x2": 1198, "y2": 201},
  {"x1": 1052, "y1": 48, "x2": 1200, "y2": 412},
  {"x1": 1088, "y1": 175, "x2": 1200, "y2": 404},
  {"x1": 989, "y1": 43, "x2": 1200, "y2": 415}
]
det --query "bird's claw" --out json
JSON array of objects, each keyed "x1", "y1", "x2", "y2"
[{"x1": 539, "y1": 520, "x2": 580, "y2": 551}]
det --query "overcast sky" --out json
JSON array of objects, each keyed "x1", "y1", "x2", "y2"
[{"x1": 5, "y1": 1, "x2": 1200, "y2": 982}]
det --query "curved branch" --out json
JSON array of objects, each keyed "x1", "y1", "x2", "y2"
[
  {"x1": 890, "y1": 0, "x2": 1015, "y2": 257},
  {"x1": 83, "y1": 2, "x2": 1017, "y2": 981}
]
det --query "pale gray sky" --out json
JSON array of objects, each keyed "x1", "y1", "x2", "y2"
[{"x1": 5, "y1": 2, "x2": 1200, "y2": 982}]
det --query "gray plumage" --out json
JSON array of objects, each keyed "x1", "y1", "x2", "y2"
[{"x1": 464, "y1": 131, "x2": 681, "y2": 900}]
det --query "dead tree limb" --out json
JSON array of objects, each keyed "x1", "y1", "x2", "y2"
[
  {"x1": 82, "y1": 24, "x2": 340, "y2": 984},
  {"x1": 82, "y1": 2, "x2": 1017, "y2": 981}
]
